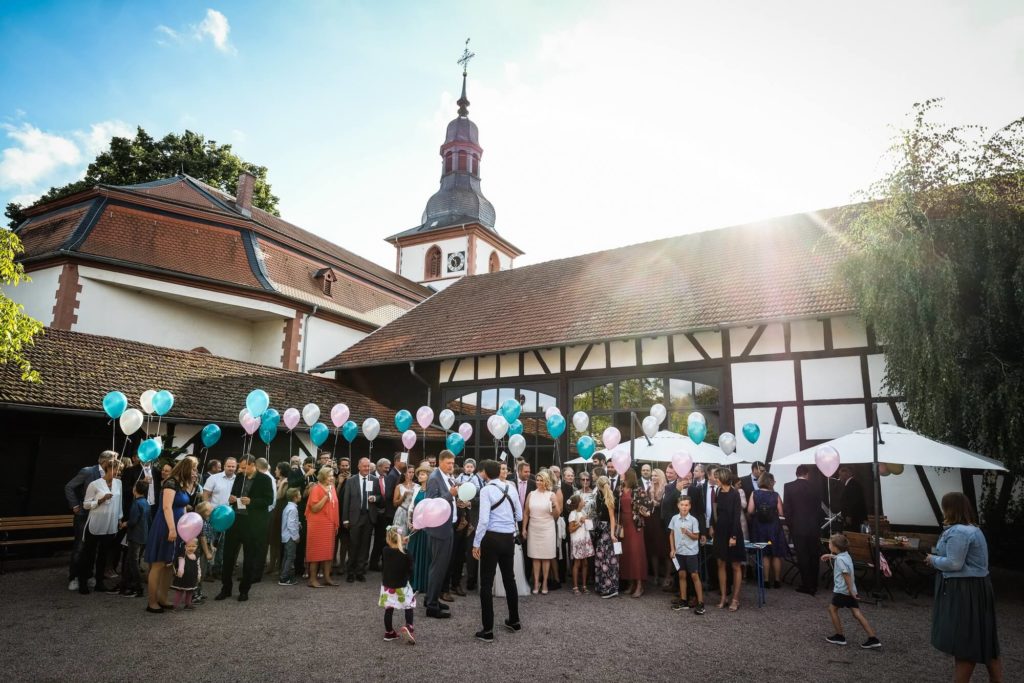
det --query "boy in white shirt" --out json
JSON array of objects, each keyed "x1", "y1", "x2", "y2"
[
  {"x1": 822, "y1": 533, "x2": 881, "y2": 648},
  {"x1": 668, "y1": 496, "x2": 704, "y2": 615},
  {"x1": 278, "y1": 488, "x2": 302, "y2": 586}
]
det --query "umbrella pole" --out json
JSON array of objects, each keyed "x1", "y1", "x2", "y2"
[
  {"x1": 872, "y1": 405, "x2": 883, "y2": 598},
  {"x1": 630, "y1": 412, "x2": 636, "y2": 472}
]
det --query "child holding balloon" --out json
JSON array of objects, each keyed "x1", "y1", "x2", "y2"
[
  {"x1": 194, "y1": 502, "x2": 214, "y2": 602},
  {"x1": 380, "y1": 526, "x2": 416, "y2": 644},
  {"x1": 171, "y1": 538, "x2": 201, "y2": 610}
]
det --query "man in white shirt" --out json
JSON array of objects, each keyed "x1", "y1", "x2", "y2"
[
  {"x1": 472, "y1": 459, "x2": 524, "y2": 641},
  {"x1": 203, "y1": 457, "x2": 237, "y2": 577},
  {"x1": 640, "y1": 464, "x2": 653, "y2": 491}
]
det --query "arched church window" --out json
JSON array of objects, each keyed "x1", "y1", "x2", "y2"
[
  {"x1": 488, "y1": 250, "x2": 500, "y2": 273},
  {"x1": 425, "y1": 245, "x2": 442, "y2": 279},
  {"x1": 458, "y1": 151, "x2": 467, "y2": 171}
]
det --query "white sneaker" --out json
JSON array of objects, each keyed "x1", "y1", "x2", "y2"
[{"x1": 68, "y1": 578, "x2": 79, "y2": 591}]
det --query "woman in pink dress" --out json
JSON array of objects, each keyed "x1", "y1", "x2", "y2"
[{"x1": 620, "y1": 469, "x2": 650, "y2": 598}]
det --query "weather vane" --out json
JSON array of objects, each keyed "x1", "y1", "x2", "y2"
[{"x1": 458, "y1": 37, "x2": 475, "y2": 76}]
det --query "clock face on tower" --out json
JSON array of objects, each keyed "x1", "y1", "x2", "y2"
[{"x1": 447, "y1": 251, "x2": 466, "y2": 273}]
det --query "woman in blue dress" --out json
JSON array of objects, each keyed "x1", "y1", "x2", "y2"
[
  {"x1": 145, "y1": 456, "x2": 197, "y2": 613},
  {"x1": 746, "y1": 472, "x2": 787, "y2": 589},
  {"x1": 407, "y1": 464, "x2": 432, "y2": 594}
]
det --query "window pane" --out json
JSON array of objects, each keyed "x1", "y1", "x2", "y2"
[
  {"x1": 481, "y1": 388, "x2": 497, "y2": 412},
  {"x1": 669, "y1": 378, "x2": 694, "y2": 409},
  {"x1": 695, "y1": 383, "x2": 720, "y2": 407},
  {"x1": 573, "y1": 391, "x2": 592, "y2": 412},
  {"x1": 459, "y1": 392, "x2": 478, "y2": 416},
  {"x1": 498, "y1": 387, "x2": 515, "y2": 406},
  {"x1": 619, "y1": 377, "x2": 665, "y2": 409},
  {"x1": 538, "y1": 392, "x2": 557, "y2": 413},
  {"x1": 592, "y1": 382, "x2": 614, "y2": 410},
  {"x1": 590, "y1": 414, "x2": 612, "y2": 444},
  {"x1": 519, "y1": 389, "x2": 538, "y2": 413}
]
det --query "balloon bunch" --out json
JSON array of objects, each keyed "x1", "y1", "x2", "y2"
[{"x1": 103, "y1": 389, "x2": 176, "y2": 462}]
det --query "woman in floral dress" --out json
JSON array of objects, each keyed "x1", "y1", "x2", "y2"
[{"x1": 593, "y1": 476, "x2": 620, "y2": 598}]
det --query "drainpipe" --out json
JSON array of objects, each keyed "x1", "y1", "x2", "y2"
[
  {"x1": 300, "y1": 305, "x2": 319, "y2": 373},
  {"x1": 409, "y1": 361, "x2": 431, "y2": 407}
]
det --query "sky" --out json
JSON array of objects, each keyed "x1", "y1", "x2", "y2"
[{"x1": 2, "y1": 1, "x2": 1023, "y2": 269}]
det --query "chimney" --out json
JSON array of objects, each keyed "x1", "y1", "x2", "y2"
[{"x1": 235, "y1": 171, "x2": 255, "y2": 217}]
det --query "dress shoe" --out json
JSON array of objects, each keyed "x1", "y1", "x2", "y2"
[
  {"x1": 452, "y1": 586, "x2": 467, "y2": 596},
  {"x1": 346, "y1": 575, "x2": 355, "y2": 583},
  {"x1": 214, "y1": 591, "x2": 232, "y2": 601},
  {"x1": 474, "y1": 630, "x2": 494, "y2": 642},
  {"x1": 439, "y1": 602, "x2": 450, "y2": 611},
  {"x1": 440, "y1": 592, "x2": 454, "y2": 602},
  {"x1": 237, "y1": 593, "x2": 249, "y2": 602},
  {"x1": 503, "y1": 619, "x2": 522, "y2": 632},
  {"x1": 426, "y1": 609, "x2": 451, "y2": 619}
]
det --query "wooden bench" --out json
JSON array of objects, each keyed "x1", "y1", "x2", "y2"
[{"x1": 0, "y1": 515, "x2": 76, "y2": 572}]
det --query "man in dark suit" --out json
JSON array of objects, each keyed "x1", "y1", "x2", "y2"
[
  {"x1": 425, "y1": 450, "x2": 458, "y2": 618},
  {"x1": 64, "y1": 450, "x2": 116, "y2": 590},
  {"x1": 340, "y1": 457, "x2": 383, "y2": 582},
  {"x1": 368, "y1": 457, "x2": 394, "y2": 571},
  {"x1": 837, "y1": 465, "x2": 868, "y2": 531},
  {"x1": 739, "y1": 461, "x2": 766, "y2": 499},
  {"x1": 216, "y1": 455, "x2": 275, "y2": 602},
  {"x1": 783, "y1": 464, "x2": 825, "y2": 595}
]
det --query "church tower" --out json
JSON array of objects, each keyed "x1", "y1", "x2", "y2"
[{"x1": 388, "y1": 41, "x2": 523, "y2": 291}]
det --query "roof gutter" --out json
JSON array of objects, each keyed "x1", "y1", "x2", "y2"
[{"x1": 408, "y1": 361, "x2": 431, "y2": 408}]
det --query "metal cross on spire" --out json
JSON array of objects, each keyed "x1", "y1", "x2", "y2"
[
  {"x1": 456, "y1": 38, "x2": 474, "y2": 116},
  {"x1": 457, "y1": 37, "x2": 475, "y2": 76}
]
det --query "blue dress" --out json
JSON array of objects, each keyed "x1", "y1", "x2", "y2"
[
  {"x1": 749, "y1": 489, "x2": 788, "y2": 558},
  {"x1": 145, "y1": 479, "x2": 190, "y2": 564}
]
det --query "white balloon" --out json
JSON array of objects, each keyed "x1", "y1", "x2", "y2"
[
  {"x1": 438, "y1": 409, "x2": 455, "y2": 430},
  {"x1": 140, "y1": 390, "x2": 157, "y2": 415},
  {"x1": 572, "y1": 411, "x2": 590, "y2": 433},
  {"x1": 650, "y1": 403, "x2": 667, "y2": 425},
  {"x1": 239, "y1": 408, "x2": 250, "y2": 425},
  {"x1": 488, "y1": 415, "x2": 509, "y2": 440},
  {"x1": 508, "y1": 434, "x2": 527, "y2": 458},
  {"x1": 119, "y1": 408, "x2": 143, "y2": 435},
  {"x1": 687, "y1": 411, "x2": 706, "y2": 427},
  {"x1": 544, "y1": 406, "x2": 562, "y2": 420},
  {"x1": 718, "y1": 432, "x2": 737, "y2": 456},
  {"x1": 642, "y1": 415, "x2": 659, "y2": 439},
  {"x1": 302, "y1": 403, "x2": 320, "y2": 427},
  {"x1": 362, "y1": 417, "x2": 380, "y2": 441}
]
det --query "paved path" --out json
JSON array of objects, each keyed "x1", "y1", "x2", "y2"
[{"x1": 1, "y1": 567, "x2": 1020, "y2": 681}]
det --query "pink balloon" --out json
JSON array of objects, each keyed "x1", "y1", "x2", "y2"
[
  {"x1": 544, "y1": 406, "x2": 561, "y2": 420},
  {"x1": 402, "y1": 429, "x2": 417, "y2": 450},
  {"x1": 815, "y1": 445, "x2": 840, "y2": 478},
  {"x1": 671, "y1": 451, "x2": 693, "y2": 478},
  {"x1": 413, "y1": 497, "x2": 451, "y2": 529},
  {"x1": 602, "y1": 427, "x2": 621, "y2": 451},
  {"x1": 176, "y1": 511, "x2": 204, "y2": 543},
  {"x1": 283, "y1": 408, "x2": 301, "y2": 431},
  {"x1": 242, "y1": 414, "x2": 261, "y2": 435},
  {"x1": 610, "y1": 447, "x2": 631, "y2": 476},
  {"x1": 330, "y1": 403, "x2": 350, "y2": 428},
  {"x1": 416, "y1": 406, "x2": 434, "y2": 430},
  {"x1": 458, "y1": 422, "x2": 473, "y2": 441}
]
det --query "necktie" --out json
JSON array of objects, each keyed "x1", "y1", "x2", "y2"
[
  {"x1": 361, "y1": 477, "x2": 367, "y2": 511},
  {"x1": 379, "y1": 477, "x2": 385, "y2": 495}
]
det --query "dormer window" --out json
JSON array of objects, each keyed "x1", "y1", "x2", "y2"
[{"x1": 314, "y1": 267, "x2": 337, "y2": 297}]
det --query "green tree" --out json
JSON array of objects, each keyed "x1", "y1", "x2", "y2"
[
  {"x1": 0, "y1": 229, "x2": 43, "y2": 381},
  {"x1": 839, "y1": 100, "x2": 1024, "y2": 518},
  {"x1": 5, "y1": 127, "x2": 279, "y2": 228}
]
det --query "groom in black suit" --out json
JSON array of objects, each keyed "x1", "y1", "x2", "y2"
[
  {"x1": 783, "y1": 464, "x2": 824, "y2": 595},
  {"x1": 425, "y1": 450, "x2": 457, "y2": 618},
  {"x1": 340, "y1": 457, "x2": 384, "y2": 582}
]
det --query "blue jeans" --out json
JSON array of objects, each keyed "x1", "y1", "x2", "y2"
[{"x1": 280, "y1": 540, "x2": 297, "y2": 581}]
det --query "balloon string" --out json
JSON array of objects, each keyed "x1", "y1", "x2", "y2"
[
  {"x1": 332, "y1": 429, "x2": 339, "y2": 458},
  {"x1": 110, "y1": 420, "x2": 115, "y2": 451},
  {"x1": 120, "y1": 436, "x2": 131, "y2": 460}
]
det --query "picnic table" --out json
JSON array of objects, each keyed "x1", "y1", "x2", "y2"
[{"x1": 745, "y1": 541, "x2": 769, "y2": 607}]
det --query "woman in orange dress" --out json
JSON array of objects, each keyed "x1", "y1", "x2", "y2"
[{"x1": 305, "y1": 467, "x2": 339, "y2": 587}]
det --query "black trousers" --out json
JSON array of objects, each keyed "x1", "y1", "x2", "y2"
[
  {"x1": 449, "y1": 529, "x2": 469, "y2": 588},
  {"x1": 793, "y1": 533, "x2": 820, "y2": 593},
  {"x1": 369, "y1": 514, "x2": 391, "y2": 569},
  {"x1": 221, "y1": 524, "x2": 262, "y2": 595},
  {"x1": 347, "y1": 517, "x2": 372, "y2": 576},
  {"x1": 426, "y1": 531, "x2": 452, "y2": 611},
  {"x1": 478, "y1": 531, "x2": 519, "y2": 633},
  {"x1": 68, "y1": 511, "x2": 88, "y2": 581},
  {"x1": 78, "y1": 529, "x2": 113, "y2": 586},
  {"x1": 336, "y1": 526, "x2": 351, "y2": 572}
]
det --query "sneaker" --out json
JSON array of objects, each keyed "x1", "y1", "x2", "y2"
[
  {"x1": 503, "y1": 619, "x2": 522, "y2": 632},
  {"x1": 861, "y1": 637, "x2": 882, "y2": 649},
  {"x1": 826, "y1": 634, "x2": 848, "y2": 646},
  {"x1": 384, "y1": 631, "x2": 399, "y2": 641},
  {"x1": 103, "y1": 586, "x2": 121, "y2": 595},
  {"x1": 67, "y1": 579, "x2": 79, "y2": 592},
  {"x1": 87, "y1": 578, "x2": 96, "y2": 589},
  {"x1": 600, "y1": 590, "x2": 619, "y2": 599},
  {"x1": 695, "y1": 603, "x2": 706, "y2": 615},
  {"x1": 474, "y1": 630, "x2": 494, "y2": 643},
  {"x1": 278, "y1": 578, "x2": 298, "y2": 586},
  {"x1": 672, "y1": 601, "x2": 690, "y2": 611},
  {"x1": 399, "y1": 626, "x2": 415, "y2": 645}
]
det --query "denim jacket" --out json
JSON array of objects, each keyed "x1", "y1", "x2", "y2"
[{"x1": 931, "y1": 524, "x2": 989, "y2": 579}]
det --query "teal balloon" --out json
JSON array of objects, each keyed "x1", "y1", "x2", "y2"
[
  {"x1": 102, "y1": 391, "x2": 127, "y2": 419},
  {"x1": 546, "y1": 414, "x2": 566, "y2": 439},
  {"x1": 341, "y1": 420, "x2": 359, "y2": 443},
  {"x1": 742, "y1": 422, "x2": 761, "y2": 444},
  {"x1": 201, "y1": 423, "x2": 221, "y2": 448},
  {"x1": 259, "y1": 420, "x2": 277, "y2": 445},
  {"x1": 246, "y1": 389, "x2": 269, "y2": 418},
  {"x1": 688, "y1": 421, "x2": 707, "y2": 445},
  {"x1": 446, "y1": 432, "x2": 465, "y2": 456},
  {"x1": 152, "y1": 390, "x2": 174, "y2": 416},
  {"x1": 508, "y1": 419, "x2": 524, "y2": 437},
  {"x1": 262, "y1": 408, "x2": 280, "y2": 427},
  {"x1": 499, "y1": 398, "x2": 522, "y2": 424},
  {"x1": 138, "y1": 438, "x2": 161, "y2": 463},
  {"x1": 310, "y1": 422, "x2": 330, "y2": 447},
  {"x1": 394, "y1": 409, "x2": 413, "y2": 432},
  {"x1": 210, "y1": 504, "x2": 235, "y2": 532},
  {"x1": 576, "y1": 435, "x2": 596, "y2": 461}
]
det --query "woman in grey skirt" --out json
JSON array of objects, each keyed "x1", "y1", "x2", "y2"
[{"x1": 926, "y1": 492, "x2": 1002, "y2": 683}]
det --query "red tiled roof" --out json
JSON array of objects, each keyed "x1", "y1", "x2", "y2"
[
  {"x1": 0, "y1": 328, "x2": 442, "y2": 441},
  {"x1": 16, "y1": 204, "x2": 91, "y2": 255},
  {"x1": 317, "y1": 210, "x2": 854, "y2": 370}
]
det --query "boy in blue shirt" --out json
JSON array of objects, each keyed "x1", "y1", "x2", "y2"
[
  {"x1": 822, "y1": 533, "x2": 881, "y2": 648},
  {"x1": 279, "y1": 488, "x2": 302, "y2": 586},
  {"x1": 668, "y1": 496, "x2": 704, "y2": 615},
  {"x1": 120, "y1": 479, "x2": 150, "y2": 597}
]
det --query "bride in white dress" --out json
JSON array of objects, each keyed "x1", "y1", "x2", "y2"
[{"x1": 494, "y1": 462, "x2": 531, "y2": 597}]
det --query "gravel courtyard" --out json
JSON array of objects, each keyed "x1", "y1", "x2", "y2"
[{"x1": 1, "y1": 566, "x2": 1020, "y2": 682}]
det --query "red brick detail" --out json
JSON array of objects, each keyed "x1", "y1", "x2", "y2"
[
  {"x1": 467, "y1": 233, "x2": 477, "y2": 275},
  {"x1": 281, "y1": 312, "x2": 302, "y2": 371},
  {"x1": 51, "y1": 263, "x2": 82, "y2": 330}
]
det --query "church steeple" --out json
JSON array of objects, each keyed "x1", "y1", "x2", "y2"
[{"x1": 457, "y1": 39, "x2": 472, "y2": 117}]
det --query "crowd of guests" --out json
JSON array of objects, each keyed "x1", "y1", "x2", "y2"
[{"x1": 63, "y1": 447, "x2": 1001, "y2": 676}]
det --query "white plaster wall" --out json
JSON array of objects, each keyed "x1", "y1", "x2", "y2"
[
  {"x1": 565, "y1": 345, "x2": 587, "y2": 371},
  {"x1": 473, "y1": 239, "x2": 513, "y2": 275},
  {"x1": 804, "y1": 404, "x2": 867, "y2": 440},
  {"x1": 731, "y1": 406, "x2": 779, "y2": 463},
  {"x1": 608, "y1": 340, "x2": 636, "y2": 368},
  {"x1": 477, "y1": 355, "x2": 496, "y2": 380},
  {"x1": 694, "y1": 330, "x2": 722, "y2": 358},
  {"x1": 751, "y1": 323, "x2": 786, "y2": 355},
  {"x1": 766, "y1": 406, "x2": 801, "y2": 496},
  {"x1": 453, "y1": 357, "x2": 475, "y2": 381},
  {"x1": 729, "y1": 326, "x2": 758, "y2": 355},
  {"x1": 499, "y1": 352, "x2": 519, "y2": 378},
  {"x1": 538, "y1": 348, "x2": 561, "y2": 373},
  {"x1": 252, "y1": 319, "x2": 285, "y2": 367},
  {"x1": 301, "y1": 316, "x2": 367, "y2": 374},
  {"x1": 3, "y1": 266, "x2": 60, "y2": 325},
  {"x1": 399, "y1": 236, "x2": 468, "y2": 282},
  {"x1": 581, "y1": 343, "x2": 606, "y2": 371},
  {"x1": 76, "y1": 279, "x2": 255, "y2": 361},
  {"x1": 731, "y1": 361, "x2": 796, "y2": 403},
  {"x1": 522, "y1": 352, "x2": 543, "y2": 375},
  {"x1": 641, "y1": 336, "x2": 669, "y2": 365},
  {"x1": 832, "y1": 315, "x2": 869, "y2": 349},
  {"x1": 881, "y1": 466, "x2": 963, "y2": 527},
  {"x1": 867, "y1": 354, "x2": 888, "y2": 397},
  {"x1": 801, "y1": 356, "x2": 864, "y2": 400},
  {"x1": 790, "y1": 319, "x2": 825, "y2": 352},
  {"x1": 173, "y1": 424, "x2": 201, "y2": 450}
]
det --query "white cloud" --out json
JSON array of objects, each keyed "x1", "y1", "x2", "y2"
[
  {"x1": 193, "y1": 9, "x2": 234, "y2": 54},
  {"x1": 0, "y1": 123, "x2": 81, "y2": 190},
  {"x1": 74, "y1": 120, "x2": 133, "y2": 157},
  {"x1": 9, "y1": 192, "x2": 41, "y2": 206},
  {"x1": 155, "y1": 24, "x2": 180, "y2": 46}
]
